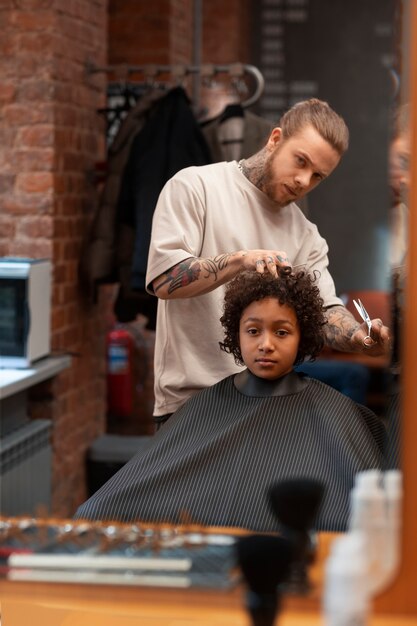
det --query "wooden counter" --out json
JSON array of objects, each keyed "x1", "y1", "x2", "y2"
[
  {"x1": 1, "y1": 532, "x2": 416, "y2": 626},
  {"x1": 1, "y1": 576, "x2": 416, "y2": 626}
]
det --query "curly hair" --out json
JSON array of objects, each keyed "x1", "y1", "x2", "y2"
[{"x1": 219, "y1": 269, "x2": 327, "y2": 366}]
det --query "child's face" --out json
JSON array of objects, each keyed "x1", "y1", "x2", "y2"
[{"x1": 239, "y1": 297, "x2": 300, "y2": 380}]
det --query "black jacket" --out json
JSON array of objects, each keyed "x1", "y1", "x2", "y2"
[{"x1": 115, "y1": 86, "x2": 212, "y2": 327}]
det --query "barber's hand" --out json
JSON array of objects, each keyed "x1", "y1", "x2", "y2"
[
  {"x1": 351, "y1": 318, "x2": 391, "y2": 357},
  {"x1": 241, "y1": 249, "x2": 292, "y2": 277}
]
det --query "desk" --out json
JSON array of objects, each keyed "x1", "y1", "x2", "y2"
[
  {"x1": 0, "y1": 355, "x2": 72, "y2": 400},
  {"x1": 0, "y1": 354, "x2": 71, "y2": 436},
  {"x1": 0, "y1": 567, "x2": 415, "y2": 626},
  {"x1": 0, "y1": 530, "x2": 415, "y2": 626}
]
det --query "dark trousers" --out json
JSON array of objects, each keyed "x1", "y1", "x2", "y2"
[{"x1": 153, "y1": 413, "x2": 173, "y2": 432}]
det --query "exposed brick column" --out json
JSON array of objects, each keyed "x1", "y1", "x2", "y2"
[{"x1": 0, "y1": 0, "x2": 109, "y2": 517}]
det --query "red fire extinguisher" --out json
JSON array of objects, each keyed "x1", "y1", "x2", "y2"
[{"x1": 106, "y1": 324, "x2": 134, "y2": 417}]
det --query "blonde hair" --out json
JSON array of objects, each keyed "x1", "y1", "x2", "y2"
[{"x1": 279, "y1": 98, "x2": 349, "y2": 156}]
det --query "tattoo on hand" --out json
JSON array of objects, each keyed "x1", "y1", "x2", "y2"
[
  {"x1": 276, "y1": 254, "x2": 289, "y2": 264},
  {"x1": 324, "y1": 307, "x2": 358, "y2": 351}
]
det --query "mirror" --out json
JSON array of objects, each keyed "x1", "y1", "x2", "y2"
[
  {"x1": 1, "y1": 0, "x2": 412, "y2": 614},
  {"x1": 14, "y1": 2, "x2": 398, "y2": 513}
]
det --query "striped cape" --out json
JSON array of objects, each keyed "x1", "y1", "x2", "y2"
[{"x1": 75, "y1": 374, "x2": 385, "y2": 532}]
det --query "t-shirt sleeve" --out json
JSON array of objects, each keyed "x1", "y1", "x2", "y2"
[
  {"x1": 145, "y1": 169, "x2": 206, "y2": 293},
  {"x1": 298, "y1": 219, "x2": 344, "y2": 308}
]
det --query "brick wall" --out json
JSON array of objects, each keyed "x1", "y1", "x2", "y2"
[
  {"x1": 202, "y1": 0, "x2": 251, "y2": 63},
  {"x1": 0, "y1": 0, "x2": 253, "y2": 518},
  {"x1": 107, "y1": 0, "x2": 251, "y2": 84},
  {"x1": 0, "y1": 0, "x2": 109, "y2": 517},
  {"x1": 108, "y1": 0, "x2": 194, "y2": 65}
]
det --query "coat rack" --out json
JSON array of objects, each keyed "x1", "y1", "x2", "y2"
[{"x1": 85, "y1": 61, "x2": 265, "y2": 111}]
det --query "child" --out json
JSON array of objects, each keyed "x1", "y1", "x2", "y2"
[{"x1": 76, "y1": 270, "x2": 385, "y2": 531}]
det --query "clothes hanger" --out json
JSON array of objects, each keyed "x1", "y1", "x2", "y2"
[{"x1": 219, "y1": 102, "x2": 244, "y2": 123}]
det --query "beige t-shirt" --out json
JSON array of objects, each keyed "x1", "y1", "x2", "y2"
[{"x1": 146, "y1": 161, "x2": 342, "y2": 416}]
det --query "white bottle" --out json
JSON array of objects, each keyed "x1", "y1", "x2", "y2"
[
  {"x1": 323, "y1": 531, "x2": 370, "y2": 626},
  {"x1": 348, "y1": 470, "x2": 387, "y2": 593},
  {"x1": 380, "y1": 470, "x2": 403, "y2": 588}
]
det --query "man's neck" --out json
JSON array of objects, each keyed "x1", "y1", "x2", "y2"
[{"x1": 239, "y1": 149, "x2": 268, "y2": 189}]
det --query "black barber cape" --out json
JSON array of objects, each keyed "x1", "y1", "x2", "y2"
[{"x1": 75, "y1": 372, "x2": 385, "y2": 532}]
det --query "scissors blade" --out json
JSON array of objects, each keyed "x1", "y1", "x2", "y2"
[
  {"x1": 353, "y1": 299, "x2": 365, "y2": 321},
  {"x1": 358, "y1": 299, "x2": 372, "y2": 334},
  {"x1": 354, "y1": 298, "x2": 372, "y2": 334}
]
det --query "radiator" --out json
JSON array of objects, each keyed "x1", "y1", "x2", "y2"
[{"x1": 0, "y1": 419, "x2": 51, "y2": 516}]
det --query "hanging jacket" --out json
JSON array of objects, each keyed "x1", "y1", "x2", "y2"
[
  {"x1": 79, "y1": 87, "x2": 167, "y2": 300},
  {"x1": 114, "y1": 86, "x2": 212, "y2": 328},
  {"x1": 201, "y1": 109, "x2": 275, "y2": 162}
]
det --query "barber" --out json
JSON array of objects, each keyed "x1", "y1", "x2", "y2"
[{"x1": 146, "y1": 98, "x2": 390, "y2": 428}]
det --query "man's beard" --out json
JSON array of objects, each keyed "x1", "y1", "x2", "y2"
[{"x1": 261, "y1": 151, "x2": 280, "y2": 204}]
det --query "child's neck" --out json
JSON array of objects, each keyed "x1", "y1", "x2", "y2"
[{"x1": 234, "y1": 368, "x2": 308, "y2": 397}]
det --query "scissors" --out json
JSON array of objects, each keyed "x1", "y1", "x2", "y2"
[{"x1": 353, "y1": 298, "x2": 374, "y2": 346}]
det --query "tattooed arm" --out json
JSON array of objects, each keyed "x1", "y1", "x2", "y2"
[
  {"x1": 324, "y1": 305, "x2": 391, "y2": 356},
  {"x1": 151, "y1": 249, "x2": 292, "y2": 299}
]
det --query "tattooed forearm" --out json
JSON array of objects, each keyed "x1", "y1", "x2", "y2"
[
  {"x1": 323, "y1": 305, "x2": 360, "y2": 352},
  {"x1": 154, "y1": 254, "x2": 233, "y2": 296},
  {"x1": 154, "y1": 258, "x2": 201, "y2": 294},
  {"x1": 200, "y1": 253, "x2": 232, "y2": 280}
]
